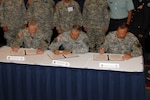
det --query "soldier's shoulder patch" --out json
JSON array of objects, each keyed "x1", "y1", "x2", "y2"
[{"x1": 135, "y1": 40, "x2": 142, "y2": 48}]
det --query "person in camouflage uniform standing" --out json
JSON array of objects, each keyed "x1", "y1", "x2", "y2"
[
  {"x1": 82, "y1": 0, "x2": 109, "y2": 52},
  {"x1": 54, "y1": 0, "x2": 82, "y2": 34},
  {"x1": 99, "y1": 23, "x2": 142, "y2": 60},
  {"x1": 26, "y1": 0, "x2": 54, "y2": 44},
  {"x1": 49, "y1": 25, "x2": 89, "y2": 54},
  {"x1": 12, "y1": 20, "x2": 48, "y2": 54},
  {"x1": 0, "y1": 0, "x2": 26, "y2": 46}
]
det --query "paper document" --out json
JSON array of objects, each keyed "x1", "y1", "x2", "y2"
[
  {"x1": 93, "y1": 54, "x2": 123, "y2": 61},
  {"x1": 93, "y1": 54, "x2": 108, "y2": 61},
  {"x1": 25, "y1": 49, "x2": 37, "y2": 55},
  {"x1": 10, "y1": 49, "x2": 37, "y2": 56},
  {"x1": 10, "y1": 49, "x2": 25, "y2": 56},
  {"x1": 48, "y1": 54, "x2": 79, "y2": 60},
  {"x1": 109, "y1": 54, "x2": 123, "y2": 61}
]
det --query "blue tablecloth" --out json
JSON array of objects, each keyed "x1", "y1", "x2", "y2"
[{"x1": 0, "y1": 62, "x2": 145, "y2": 100}]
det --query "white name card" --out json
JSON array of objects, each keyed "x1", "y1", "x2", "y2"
[
  {"x1": 7, "y1": 56, "x2": 25, "y2": 61},
  {"x1": 99, "y1": 63, "x2": 119, "y2": 68},
  {"x1": 52, "y1": 60, "x2": 70, "y2": 67}
]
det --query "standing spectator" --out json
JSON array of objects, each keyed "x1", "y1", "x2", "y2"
[
  {"x1": 130, "y1": 0, "x2": 150, "y2": 61},
  {"x1": 107, "y1": 0, "x2": 134, "y2": 32},
  {"x1": 54, "y1": 0, "x2": 82, "y2": 34},
  {"x1": 26, "y1": 0, "x2": 55, "y2": 44},
  {"x1": 0, "y1": 0, "x2": 26, "y2": 46},
  {"x1": 82, "y1": 0, "x2": 109, "y2": 52}
]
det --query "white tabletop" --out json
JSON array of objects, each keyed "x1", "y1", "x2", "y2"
[{"x1": 0, "y1": 46, "x2": 144, "y2": 72}]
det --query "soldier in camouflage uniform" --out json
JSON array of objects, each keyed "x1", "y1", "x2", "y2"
[
  {"x1": 12, "y1": 20, "x2": 48, "y2": 54},
  {"x1": 49, "y1": 25, "x2": 89, "y2": 54},
  {"x1": 54, "y1": 0, "x2": 82, "y2": 34},
  {"x1": 0, "y1": 0, "x2": 26, "y2": 46},
  {"x1": 99, "y1": 23, "x2": 142, "y2": 60},
  {"x1": 26, "y1": 0, "x2": 54, "y2": 44},
  {"x1": 82, "y1": 0, "x2": 109, "y2": 52}
]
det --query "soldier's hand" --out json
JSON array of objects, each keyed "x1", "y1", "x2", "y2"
[
  {"x1": 122, "y1": 54, "x2": 132, "y2": 60},
  {"x1": 103, "y1": 29, "x2": 108, "y2": 33},
  {"x1": 12, "y1": 46, "x2": 19, "y2": 52},
  {"x1": 99, "y1": 48, "x2": 105, "y2": 54},
  {"x1": 2, "y1": 26, "x2": 8, "y2": 32},
  {"x1": 36, "y1": 48, "x2": 43, "y2": 54},
  {"x1": 54, "y1": 50, "x2": 61, "y2": 55},
  {"x1": 23, "y1": 24, "x2": 28, "y2": 28},
  {"x1": 18, "y1": 32, "x2": 22, "y2": 38},
  {"x1": 57, "y1": 29, "x2": 63, "y2": 34},
  {"x1": 51, "y1": 24, "x2": 55, "y2": 29},
  {"x1": 62, "y1": 50, "x2": 72, "y2": 55},
  {"x1": 84, "y1": 27, "x2": 88, "y2": 32}
]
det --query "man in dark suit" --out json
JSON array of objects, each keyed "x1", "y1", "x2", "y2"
[{"x1": 130, "y1": 0, "x2": 150, "y2": 61}]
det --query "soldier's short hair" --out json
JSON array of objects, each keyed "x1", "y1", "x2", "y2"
[
  {"x1": 72, "y1": 25, "x2": 82, "y2": 32},
  {"x1": 118, "y1": 23, "x2": 129, "y2": 31},
  {"x1": 28, "y1": 20, "x2": 38, "y2": 27}
]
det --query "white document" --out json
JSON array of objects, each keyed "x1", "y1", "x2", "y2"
[
  {"x1": 93, "y1": 54, "x2": 123, "y2": 61},
  {"x1": 109, "y1": 54, "x2": 123, "y2": 61},
  {"x1": 25, "y1": 49, "x2": 37, "y2": 55},
  {"x1": 93, "y1": 54, "x2": 108, "y2": 61},
  {"x1": 48, "y1": 54, "x2": 65, "y2": 60},
  {"x1": 48, "y1": 53, "x2": 79, "y2": 60},
  {"x1": 63, "y1": 54, "x2": 79, "y2": 58},
  {"x1": 10, "y1": 49, "x2": 25, "y2": 56},
  {"x1": 10, "y1": 49, "x2": 37, "y2": 56}
]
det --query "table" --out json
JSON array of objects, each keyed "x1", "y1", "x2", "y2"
[{"x1": 0, "y1": 46, "x2": 145, "y2": 100}]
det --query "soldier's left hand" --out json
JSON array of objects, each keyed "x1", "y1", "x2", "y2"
[
  {"x1": 23, "y1": 24, "x2": 28, "y2": 28},
  {"x1": 12, "y1": 46, "x2": 19, "y2": 52},
  {"x1": 63, "y1": 50, "x2": 72, "y2": 55},
  {"x1": 36, "y1": 49, "x2": 43, "y2": 54},
  {"x1": 103, "y1": 29, "x2": 108, "y2": 33},
  {"x1": 99, "y1": 48, "x2": 105, "y2": 54},
  {"x1": 122, "y1": 54, "x2": 132, "y2": 60},
  {"x1": 18, "y1": 32, "x2": 22, "y2": 38}
]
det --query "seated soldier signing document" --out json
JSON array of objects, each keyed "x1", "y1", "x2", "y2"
[
  {"x1": 99, "y1": 23, "x2": 142, "y2": 60},
  {"x1": 11, "y1": 20, "x2": 48, "y2": 55},
  {"x1": 49, "y1": 25, "x2": 89, "y2": 55}
]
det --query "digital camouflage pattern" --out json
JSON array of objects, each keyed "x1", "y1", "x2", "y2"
[
  {"x1": 13, "y1": 28, "x2": 48, "y2": 50},
  {"x1": 0, "y1": 0, "x2": 26, "y2": 46},
  {"x1": 82, "y1": 0, "x2": 109, "y2": 52},
  {"x1": 101, "y1": 31, "x2": 142, "y2": 57},
  {"x1": 54, "y1": 0, "x2": 83, "y2": 32},
  {"x1": 49, "y1": 31, "x2": 89, "y2": 54},
  {"x1": 26, "y1": 0, "x2": 54, "y2": 44}
]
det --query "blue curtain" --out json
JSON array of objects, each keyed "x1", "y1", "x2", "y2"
[{"x1": 0, "y1": 62, "x2": 145, "y2": 100}]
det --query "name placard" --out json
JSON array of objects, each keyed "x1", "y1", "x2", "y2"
[
  {"x1": 7, "y1": 56, "x2": 25, "y2": 61},
  {"x1": 99, "y1": 63, "x2": 119, "y2": 68},
  {"x1": 52, "y1": 60, "x2": 70, "y2": 67}
]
